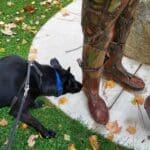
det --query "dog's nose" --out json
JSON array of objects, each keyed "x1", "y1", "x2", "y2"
[{"x1": 75, "y1": 82, "x2": 82, "y2": 91}]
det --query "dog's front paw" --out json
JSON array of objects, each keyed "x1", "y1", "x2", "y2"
[{"x1": 42, "y1": 130, "x2": 56, "y2": 138}]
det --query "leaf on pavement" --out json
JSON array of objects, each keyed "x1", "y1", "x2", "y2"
[
  {"x1": 126, "y1": 126, "x2": 136, "y2": 135},
  {"x1": 105, "y1": 80, "x2": 116, "y2": 89},
  {"x1": 58, "y1": 96, "x2": 68, "y2": 105},
  {"x1": 106, "y1": 120, "x2": 121, "y2": 134}
]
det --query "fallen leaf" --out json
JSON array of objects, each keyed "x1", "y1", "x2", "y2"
[
  {"x1": 126, "y1": 126, "x2": 136, "y2": 135},
  {"x1": 20, "y1": 123, "x2": 28, "y2": 129},
  {"x1": 52, "y1": 0, "x2": 60, "y2": 5},
  {"x1": 22, "y1": 39, "x2": 27, "y2": 45},
  {"x1": 4, "y1": 139, "x2": 8, "y2": 145},
  {"x1": 61, "y1": 8, "x2": 69, "y2": 16},
  {"x1": 106, "y1": 120, "x2": 121, "y2": 134},
  {"x1": 106, "y1": 133, "x2": 114, "y2": 141},
  {"x1": 105, "y1": 80, "x2": 116, "y2": 89},
  {"x1": 89, "y1": 135, "x2": 99, "y2": 150},
  {"x1": 0, "y1": 118, "x2": 8, "y2": 126},
  {"x1": 68, "y1": 144, "x2": 76, "y2": 150},
  {"x1": 27, "y1": 134, "x2": 39, "y2": 147},
  {"x1": 24, "y1": 5, "x2": 36, "y2": 13},
  {"x1": 1, "y1": 23, "x2": 16, "y2": 36},
  {"x1": 58, "y1": 97, "x2": 68, "y2": 105},
  {"x1": 14, "y1": 16, "x2": 25, "y2": 23},
  {"x1": 0, "y1": 21, "x2": 5, "y2": 27},
  {"x1": 7, "y1": 1, "x2": 14, "y2": 7},
  {"x1": 0, "y1": 48, "x2": 5, "y2": 52},
  {"x1": 131, "y1": 95, "x2": 144, "y2": 105},
  {"x1": 64, "y1": 134, "x2": 70, "y2": 141}
]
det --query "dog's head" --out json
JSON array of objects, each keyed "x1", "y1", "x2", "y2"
[{"x1": 50, "y1": 58, "x2": 82, "y2": 95}]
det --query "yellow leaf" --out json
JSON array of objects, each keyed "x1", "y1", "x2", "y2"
[
  {"x1": 106, "y1": 133, "x2": 114, "y2": 141},
  {"x1": 106, "y1": 120, "x2": 121, "y2": 134},
  {"x1": 89, "y1": 135, "x2": 99, "y2": 150},
  {"x1": 4, "y1": 139, "x2": 8, "y2": 145},
  {"x1": 61, "y1": 8, "x2": 69, "y2": 16},
  {"x1": 131, "y1": 95, "x2": 145, "y2": 105},
  {"x1": 68, "y1": 144, "x2": 76, "y2": 150},
  {"x1": 20, "y1": 123, "x2": 28, "y2": 129},
  {"x1": 64, "y1": 134, "x2": 70, "y2": 141},
  {"x1": 58, "y1": 97, "x2": 68, "y2": 105},
  {"x1": 0, "y1": 48, "x2": 5, "y2": 52},
  {"x1": 126, "y1": 126, "x2": 136, "y2": 135},
  {"x1": 105, "y1": 80, "x2": 116, "y2": 89},
  {"x1": 7, "y1": 1, "x2": 14, "y2": 7},
  {"x1": 27, "y1": 134, "x2": 39, "y2": 147},
  {"x1": 0, "y1": 118, "x2": 8, "y2": 126}
]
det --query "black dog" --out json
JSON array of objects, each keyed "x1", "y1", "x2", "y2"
[{"x1": 0, "y1": 55, "x2": 82, "y2": 138}]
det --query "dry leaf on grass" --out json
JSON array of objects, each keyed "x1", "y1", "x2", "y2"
[
  {"x1": 89, "y1": 135, "x2": 99, "y2": 150},
  {"x1": 61, "y1": 8, "x2": 69, "y2": 16},
  {"x1": 20, "y1": 123, "x2": 28, "y2": 129},
  {"x1": 0, "y1": 118, "x2": 8, "y2": 126},
  {"x1": 106, "y1": 133, "x2": 114, "y2": 141},
  {"x1": 4, "y1": 139, "x2": 8, "y2": 145},
  {"x1": 0, "y1": 48, "x2": 5, "y2": 52},
  {"x1": 1, "y1": 23, "x2": 16, "y2": 36},
  {"x1": 126, "y1": 126, "x2": 136, "y2": 135},
  {"x1": 14, "y1": 16, "x2": 25, "y2": 23},
  {"x1": 105, "y1": 80, "x2": 116, "y2": 89},
  {"x1": 24, "y1": 5, "x2": 36, "y2": 13},
  {"x1": 58, "y1": 96, "x2": 68, "y2": 105},
  {"x1": 27, "y1": 134, "x2": 39, "y2": 147},
  {"x1": 64, "y1": 134, "x2": 70, "y2": 141},
  {"x1": 131, "y1": 95, "x2": 144, "y2": 105},
  {"x1": 106, "y1": 120, "x2": 121, "y2": 134},
  {"x1": 7, "y1": 1, "x2": 14, "y2": 7},
  {"x1": 68, "y1": 144, "x2": 76, "y2": 150}
]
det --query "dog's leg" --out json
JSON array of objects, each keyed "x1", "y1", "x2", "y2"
[{"x1": 9, "y1": 94, "x2": 56, "y2": 138}]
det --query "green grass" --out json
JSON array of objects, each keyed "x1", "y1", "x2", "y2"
[{"x1": 0, "y1": 0, "x2": 129, "y2": 150}]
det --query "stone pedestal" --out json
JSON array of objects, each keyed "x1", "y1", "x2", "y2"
[{"x1": 124, "y1": 1, "x2": 150, "y2": 64}]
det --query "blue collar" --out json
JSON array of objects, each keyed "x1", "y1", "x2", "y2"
[{"x1": 55, "y1": 70, "x2": 63, "y2": 96}]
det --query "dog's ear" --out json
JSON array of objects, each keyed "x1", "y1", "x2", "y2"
[
  {"x1": 67, "y1": 67, "x2": 71, "y2": 73},
  {"x1": 50, "y1": 58, "x2": 62, "y2": 69}
]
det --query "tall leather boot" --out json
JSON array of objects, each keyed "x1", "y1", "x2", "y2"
[
  {"x1": 103, "y1": 0, "x2": 145, "y2": 91},
  {"x1": 82, "y1": 46, "x2": 109, "y2": 124},
  {"x1": 144, "y1": 96, "x2": 150, "y2": 119}
]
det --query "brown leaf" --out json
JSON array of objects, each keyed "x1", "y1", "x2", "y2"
[
  {"x1": 106, "y1": 120, "x2": 121, "y2": 134},
  {"x1": 68, "y1": 144, "x2": 76, "y2": 150},
  {"x1": 27, "y1": 134, "x2": 39, "y2": 147},
  {"x1": 89, "y1": 135, "x2": 99, "y2": 150},
  {"x1": 24, "y1": 5, "x2": 36, "y2": 13},
  {"x1": 58, "y1": 96, "x2": 68, "y2": 105},
  {"x1": 126, "y1": 126, "x2": 136, "y2": 135},
  {"x1": 0, "y1": 118, "x2": 8, "y2": 126},
  {"x1": 105, "y1": 80, "x2": 116, "y2": 89}
]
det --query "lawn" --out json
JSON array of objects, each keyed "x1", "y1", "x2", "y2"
[{"x1": 0, "y1": 0, "x2": 129, "y2": 150}]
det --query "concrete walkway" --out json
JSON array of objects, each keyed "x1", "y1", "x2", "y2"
[{"x1": 32, "y1": 0, "x2": 150, "y2": 149}]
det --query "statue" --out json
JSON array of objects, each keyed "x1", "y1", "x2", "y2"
[{"x1": 81, "y1": 0, "x2": 145, "y2": 124}]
